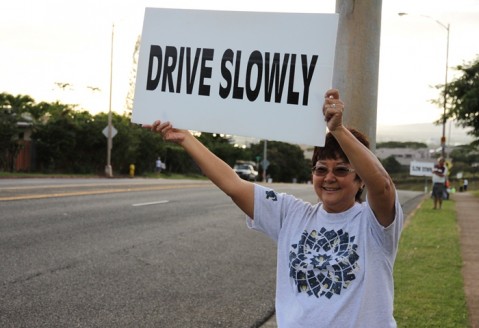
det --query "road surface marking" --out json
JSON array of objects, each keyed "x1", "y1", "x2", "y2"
[
  {"x1": 0, "y1": 184, "x2": 212, "y2": 201},
  {"x1": 132, "y1": 200, "x2": 170, "y2": 207}
]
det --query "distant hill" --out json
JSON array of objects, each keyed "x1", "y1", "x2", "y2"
[
  {"x1": 232, "y1": 122, "x2": 475, "y2": 149},
  {"x1": 376, "y1": 123, "x2": 474, "y2": 146}
]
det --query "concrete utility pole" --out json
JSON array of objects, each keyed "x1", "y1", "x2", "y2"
[
  {"x1": 105, "y1": 24, "x2": 114, "y2": 178},
  {"x1": 333, "y1": 0, "x2": 382, "y2": 151}
]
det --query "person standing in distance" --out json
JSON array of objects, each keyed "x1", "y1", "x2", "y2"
[
  {"x1": 144, "y1": 89, "x2": 404, "y2": 328},
  {"x1": 432, "y1": 157, "x2": 447, "y2": 209}
]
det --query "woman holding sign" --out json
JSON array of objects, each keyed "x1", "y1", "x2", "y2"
[{"x1": 145, "y1": 89, "x2": 403, "y2": 327}]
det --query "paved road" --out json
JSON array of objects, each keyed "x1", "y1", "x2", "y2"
[
  {"x1": 0, "y1": 178, "x2": 315, "y2": 328},
  {"x1": 0, "y1": 179, "x2": 423, "y2": 328}
]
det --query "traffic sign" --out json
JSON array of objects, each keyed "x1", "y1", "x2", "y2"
[
  {"x1": 261, "y1": 159, "x2": 270, "y2": 170},
  {"x1": 102, "y1": 125, "x2": 117, "y2": 138}
]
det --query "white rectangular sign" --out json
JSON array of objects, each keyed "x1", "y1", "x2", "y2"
[
  {"x1": 410, "y1": 161, "x2": 435, "y2": 177},
  {"x1": 131, "y1": 8, "x2": 339, "y2": 146}
]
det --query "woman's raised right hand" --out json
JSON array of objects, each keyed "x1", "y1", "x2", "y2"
[{"x1": 142, "y1": 120, "x2": 188, "y2": 143}]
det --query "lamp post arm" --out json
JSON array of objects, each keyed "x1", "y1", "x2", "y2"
[
  {"x1": 398, "y1": 12, "x2": 450, "y2": 157},
  {"x1": 432, "y1": 18, "x2": 449, "y2": 31}
]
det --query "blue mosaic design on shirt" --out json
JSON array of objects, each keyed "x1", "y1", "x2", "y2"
[{"x1": 289, "y1": 228, "x2": 359, "y2": 299}]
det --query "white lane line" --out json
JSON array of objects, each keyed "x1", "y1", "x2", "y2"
[{"x1": 132, "y1": 200, "x2": 170, "y2": 207}]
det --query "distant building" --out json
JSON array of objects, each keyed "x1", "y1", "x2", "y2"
[
  {"x1": 15, "y1": 121, "x2": 33, "y2": 171},
  {"x1": 376, "y1": 123, "x2": 473, "y2": 146},
  {"x1": 376, "y1": 148, "x2": 432, "y2": 166}
]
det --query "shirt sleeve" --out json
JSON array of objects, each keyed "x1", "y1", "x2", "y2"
[
  {"x1": 365, "y1": 190, "x2": 404, "y2": 258},
  {"x1": 246, "y1": 184, "x2": 286, "y2": 242}
]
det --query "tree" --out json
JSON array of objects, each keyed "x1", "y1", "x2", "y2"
[
  {"x1": 68, "y1": 111, "x2": 107, "y2": 173},
  {"x1": 377, "y1": 141, "x2": 427, "y2": 149},
  {"x1": 32, "y1": 104, "x2": 88, "y2": 173},
  {"x1": 198, "y1": 133, "x2": 250, "y2": 168},
  {"x1": 380, "y1": 155, "x2": 403, "y2": 175},
  {"x1": 133, "y1": 125, "x2": 165, "y2": 173},
  {"x1": 250, "y1": 141, "x2": 311, "y2": 183},
  {"x1": 449, "y1": 144, "x2": 479, "y2": 176},
  {"x1": 125, "y1": 35, "x2": 141, "y2": 114},
  {"x1": 436, "y1": 57, "x2": 479, "y2": 144}
]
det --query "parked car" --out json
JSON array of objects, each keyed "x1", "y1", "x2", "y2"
[{"x1": 234, "y1": 163, "x2": 258, "y2": 181}]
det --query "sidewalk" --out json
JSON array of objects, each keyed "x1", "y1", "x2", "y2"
[
  {"x1": 260, "y1": 192, "x2": 479, "y2": 328},
  {"x1": 454, "y1": 192, "x2": 479, "y2": 328}
]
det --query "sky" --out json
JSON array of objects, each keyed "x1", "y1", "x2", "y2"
[{"x1": 1, "y1": 0, "x2": 478, "y2": 128}]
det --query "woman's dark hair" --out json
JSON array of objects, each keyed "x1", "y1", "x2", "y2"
[{"x1": 312, "y1": 127, "x2": 370, "y2": 202}]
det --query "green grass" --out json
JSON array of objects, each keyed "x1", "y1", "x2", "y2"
[{"x1": 394, "y1": 197, "x2": 469, "y2": 327}]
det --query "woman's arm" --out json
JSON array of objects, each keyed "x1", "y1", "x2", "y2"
[
  {"x1": 323, "y1": 90, "x2": 396, "y2": 227},
  {"x1": 144, "y1": 121, "x2": 255, "y2": 218}
]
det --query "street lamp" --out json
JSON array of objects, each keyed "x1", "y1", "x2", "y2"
[{"x1": 398, "y1": 13, "x2": 450, "y2": 158}]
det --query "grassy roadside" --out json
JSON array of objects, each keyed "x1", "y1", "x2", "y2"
[{"x1": 394, "y1": 197, "x2": 469, "y2": 327}]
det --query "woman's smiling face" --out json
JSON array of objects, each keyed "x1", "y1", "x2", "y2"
[{"x1": 312, "y1": 159, "x2": 362, "y2": 213}]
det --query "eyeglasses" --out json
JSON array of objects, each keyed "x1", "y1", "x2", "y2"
[{"x1": 311, "y1": 165, "x2": 355, "y2": 177}]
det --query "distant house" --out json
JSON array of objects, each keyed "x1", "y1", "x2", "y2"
[
  {"x1": 15, "y1": 121, "x2": 33, "y2": 172},
  {"x1": 376, "y1": 147, "x2": 433, "y2": 166},
  {"x1": 0, "y1": 103, "x2": 34, "y2": 172}
]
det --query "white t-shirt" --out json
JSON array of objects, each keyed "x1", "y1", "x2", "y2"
[
  {"x1": 432, "y1": 165, "x2": 447, "y2": 184},
  {"x1": 247, "y1": 184, "x2": 404, "y2": 328}
]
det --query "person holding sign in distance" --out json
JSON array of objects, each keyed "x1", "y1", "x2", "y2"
[
  {"x1": 144, "y1": 89, "x2": 403, "y2": 328},
  {"x1": 432, "y1": 157, "x2": 448, "y2": 209}
]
